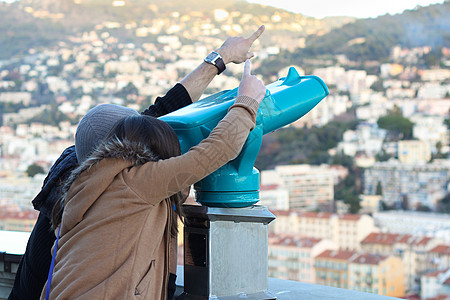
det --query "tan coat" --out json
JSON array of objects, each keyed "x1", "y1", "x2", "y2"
[{"x1": 43, "y1": 96, "x2": 259, "y2": 299}]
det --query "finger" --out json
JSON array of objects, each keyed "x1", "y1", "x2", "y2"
[
  {"x1": 246, "y1": 52, "x2": 255, "y2": 59},
  {"x1": 247, "y1": 25, "x2": 265, "y2": 43},
  {"x1": 243, "y1": 59, "x2": 251, "y2": 78}
]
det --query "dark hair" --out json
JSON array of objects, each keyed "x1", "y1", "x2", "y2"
[
  {"x1": 111, "y1": 115, "x2": 185, "y2": 236},
  {"x1": 53, "y1": 115, "x2": 186, "y2": 236}
]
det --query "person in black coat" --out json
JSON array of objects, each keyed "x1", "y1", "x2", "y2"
[
  {"x1": 8, "y1": 83, "x2": 191, "y2": 300},
  {"x1": 8, "y1": 26, "x2": 265, "y2": 300}
]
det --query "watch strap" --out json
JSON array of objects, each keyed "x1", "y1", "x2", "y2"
[{"x1": 205, "y1": 51, "x2": 226, "y2": 75}]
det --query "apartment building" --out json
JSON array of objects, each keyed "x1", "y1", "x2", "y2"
[
  {"x1": 268, "y1": 234, "x2": 337, "y2": 283},
  {"x1": 421, "y1": 269, "x2": 450, "y2": 300},
  {"x1": 397, "y1": 140, "x2": 432, "y2": 164},
  {"x1": 261, "y1": 165, "x2": 334, "y2": 211},
  {"x1": 270, "y1": 210, "x2": 377, "y2": 251},
  {"x1": 427, "y1": 245, "x2": 450, "y2": 271},
  {"x1": 364, "y1": 159, "x2": 450, "y2": 210},
  {"x1": 259, "y1": 183, "x2": 290, "y2": 210},
  {"x1": 361, "y1": 232, "x2": 442, "y2": 291},
  {"x1": 359, "y1": 195, "x2": 382, "y2": 214},
  {"x1": 314, "y1": 249, "x2": 357, "y2": 289},
  {"x1": 0, "y1": 210, "x2": 38, "y2": 232},
  {"x1": 349, "y1": 254, "x2": 405, "y2": 297},
  {"x1": 411, "y1": 115, "x2": 449, "y2": 153},
  {"x1": 373, "y1": 211, "x2": 450, "y2": 242}
]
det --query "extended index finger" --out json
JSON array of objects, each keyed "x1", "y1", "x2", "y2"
[
  {"x1": 246, "y1": 25, "x2": 265, "y2": 43},
  {"x1": 243, "y1": 59, "x2": 251, "y2": 77}
]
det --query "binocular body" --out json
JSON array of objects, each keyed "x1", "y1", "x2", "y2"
[{"x1": 160, "y1": 67, "x2": 329, "y2": 207}]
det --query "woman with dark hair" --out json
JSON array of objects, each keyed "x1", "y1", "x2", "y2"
[{"x1": 43, "y1": 59, "x2": 266, "y2": 299}]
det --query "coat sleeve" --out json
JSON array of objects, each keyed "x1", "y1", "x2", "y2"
[
  {"x1": 141, "y1": 83, "x2": 192, "y2": 117},
  {"x1": 125, "y1": 96, "x2": 259, "y2": 204}
]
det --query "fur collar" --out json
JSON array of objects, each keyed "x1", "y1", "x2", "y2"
[{"x1": 60, "y1": 137, "x2": 159, "y2": 208}]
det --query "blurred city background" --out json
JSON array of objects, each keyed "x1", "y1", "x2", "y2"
[{"x1": 0, "y1": 0, "x2": 449, "y2": 299}]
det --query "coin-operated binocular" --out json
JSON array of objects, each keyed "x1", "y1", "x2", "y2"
[{"x1": 160, "y1": 67, "x2": 329, "y2": 208}]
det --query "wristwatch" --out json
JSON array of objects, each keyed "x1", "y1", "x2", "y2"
[{"x1": 204, "y1": 51, "x2": 226, "y2": 75}]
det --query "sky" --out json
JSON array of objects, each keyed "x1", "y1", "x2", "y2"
[{"x1": 247, "y1": 0, "x2": 446, "y2": 19}]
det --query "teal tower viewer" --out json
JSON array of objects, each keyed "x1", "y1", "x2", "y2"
[{"x1": 159, "y1": 67, "x2": 329, "y2": 207}]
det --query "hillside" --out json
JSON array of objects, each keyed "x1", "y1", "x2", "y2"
[
  {"x1": 1, "y1": 0, "x2": 448, "y2": 62},
  {"x1": 0, "y1": 0, "x2": 349, "y2": 60},
  {"x1": 302, "y1": 2, "x2": 450, "y2": 61}
]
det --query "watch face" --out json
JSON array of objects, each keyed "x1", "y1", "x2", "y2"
[{"x1": 206, "y1": 52, "x2": 218, "y2": 62}]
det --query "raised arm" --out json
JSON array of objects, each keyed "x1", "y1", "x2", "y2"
[
  {"x1": 129, "y1": 60, "x2": 267, "y2": 202},
  {"x1": 180, "y1": 25, "x2": 265, "y2": 103}
]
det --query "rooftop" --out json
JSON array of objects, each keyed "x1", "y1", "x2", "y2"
[
  {"x1": 351, "y1": 253, "x2": 388, "y2": 265},
  {"x1": 429, "y1": 245, "x2": 450, "y2": 255},
  {"x1": 316, "y1": 249, "x2": 357, "y2": 260},
  {"x1": 269, "y1": 233, "x2": 322, "y2": 248},
  {"x1": 361, "y1": 232, "x2": 433, "y2": 246}
]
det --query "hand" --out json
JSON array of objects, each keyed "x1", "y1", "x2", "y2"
[
  {"x1": 238, "y1": 60, "x2": 266, "y2": 104},
  {"x1": 216, "y1": 25, "x2": 265, "y2": 65}
]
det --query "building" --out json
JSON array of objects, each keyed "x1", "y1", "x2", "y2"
[
  {"x1": 349, "y1": 253, "x2": 405, "y2": 297},
  {"x1": 0, "y1": 210, "x2": 38, "y2": 232},
  {"x1": 364, "y1": 159, "x2": 450, "y2": 210},
  {"x1": 314, "y1": 249, "x2": 357, "y2": 289},
  {"x1": 361, "y1": 232, "x2": 442, "y2": 291},
  {"x1": 421, "y1": 269, "x2": 450, "y2": 300},
  {"x1": 411, "y1": 115, "x2": 449, "y2": 154},
  {"x1": 427, "y1": 245, "x2": 450, "y2": 271},
  {"x1": 359, "y1": 195, "x2": 382, "y2": 214},
  {"x1": 373, "y1": 211, "x2": 450, "y2": 243},
  {"x1": 259, "y1": 183, "x2": 290, "y2": 210},
  {"x1": 268, "y1": 234, "x2": 337, "y2": 283},
  {"x1": 337, "y1": 122, "x2": 387, "y2": 157},
  {"x1": 270, "y1": 210, "x2": 377, "y2": 251},
  {"x1": 261, "y1": 165, "x2": 334, "y2": 211},
  {"x1": 398, "y1": 140, "x2": 432, "y2": 164},
  {"x1": 420, "y1": 69, "x2": 450, "y2": 82}
]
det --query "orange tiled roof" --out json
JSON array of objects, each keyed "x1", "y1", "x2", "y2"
[
  {"x1": 430, "y1": 245, "x2": 450, "y2": 255},
  {"x1": 443, "y1": 277, "x2": 450, "y2": 286},
  {"x1": 269, "y1": 234, "x2": 322, "y2": 248},
  {"x1": 423, "y1": 269, "x2": 448, "y2": 277},
  {"x1": 260, "y1": 184, "x2": 279, "y2": 191},
  {"x1": 361, "y1": 232, "x2": 433, "y2": 246},
  {"x1": 426, "y1": 295, "x2": 450, "y2": 300},
  {"x1": 351, "y1": 253, "x2": 387, "y2": 265},
  {"x1": 338, "y1": 214, "x2": 361, "y2": 221},
  {"x1": 270, "y1": 209, "x2": 292, "y2": 217},
  {"x1": 316, "y1": 249, "x2": 357, "y2": 260},
  {"x1": 302, "y1": 212, "x2": 333, "y2": 219},
  {"x1": 361, "y1": 232, "x2": 400, "y2": 245}
]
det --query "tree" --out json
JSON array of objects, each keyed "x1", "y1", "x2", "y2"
[
  {"x1": 26, "y1": 164, "x2": 45, "y2": 177},
  {"x1": 437, "y1": 193, "x2": 450, "y2": 213},
  {"x1": 375, "y1": 150, "x2": 392, "y2": 162},
  {"x1": 115, "y1": 82, "x2": 139, "y2": 99},
  {"x1": 377, "y1": 113, "x2": 414, "y2": 140},
  {"x1": 370, "y1": 79, "x2": 385, "y2": 93},
  {"x1": 376, "y1": 181, "x2": 383, "y2": 195},
  {"x1": 334, "y1": 173, "x2": 361, "y2": 214}
]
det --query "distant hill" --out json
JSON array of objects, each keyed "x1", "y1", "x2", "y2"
[
  {"x1": 0, "y1": 0, "x2": 350, "y2": 60},
  {"x1": 301, "y1": 2, "x2": 450, "y2": 61},
  {"x1": 1, "y1": 0, "x2": 447, "y2": 62}
]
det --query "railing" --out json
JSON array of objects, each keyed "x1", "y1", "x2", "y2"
[{"x1": 175, "y1": 266, "x2": 402, "y2": 299}]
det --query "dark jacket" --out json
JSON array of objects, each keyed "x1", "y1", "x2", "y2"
[{"x1": 8, "y1": 83, "x2": 191, "y2": 300}]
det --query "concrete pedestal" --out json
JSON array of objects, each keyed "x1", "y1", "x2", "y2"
[{"x1": 182, "y1": 205, "x2": 276, "y2": 299}]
